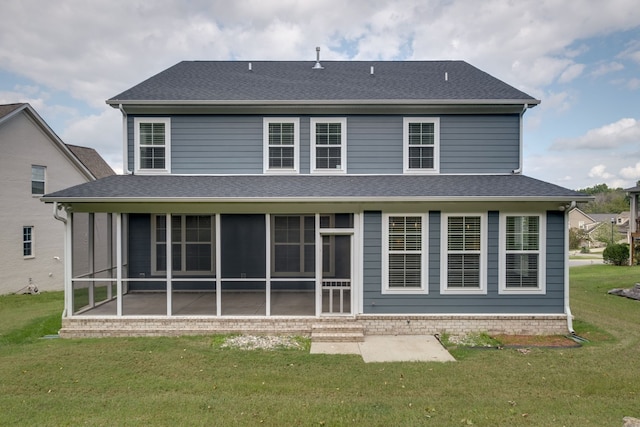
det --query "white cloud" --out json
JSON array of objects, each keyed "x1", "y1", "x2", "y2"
[
  {"x1": 628, "y1": 78, "x2": 640, "y2": 90},
  {"x1": 558, "y1": 63, "x2": 585, "y2": 83},
  {"x1": 551, "y1": 118, "x2": 640, "y2": 150},
  {"x1": 591, "y1": 61, "x2": 624, "y2": 77},
  {"x1": 588, "y1": 164, "x2": 614, "y2": 180},
  {"x1": 620, "y1": 162, "x2": 640, "y2": 180}
]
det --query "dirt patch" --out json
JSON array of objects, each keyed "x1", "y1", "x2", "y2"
[{"x1": 492, "y1": 334, "x2": 580, "y2": 348}]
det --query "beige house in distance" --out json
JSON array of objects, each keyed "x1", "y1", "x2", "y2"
[{"x1": 0, "y1": 103, "x2": 114, "y2": 294}]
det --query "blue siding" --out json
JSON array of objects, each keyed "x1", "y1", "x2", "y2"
[
  {"x1": 363, "y1": 210, "x2": 565, "y2": 315},
  {"x1": 347, "y1": 117, "x2": 403, "y2": 174},
  {"x1": 126, "y1": 114, "x2": 520, "y2": 175}
]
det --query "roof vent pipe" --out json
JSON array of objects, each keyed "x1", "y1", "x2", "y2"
[
  {"x1": 248, "y1": 62, "x2": 252, "y2": 71},
  {"x1": 312, "y1": 46, "x2": 324, "y2": 69},
  {"x1": 370, "y1": 66, "x2": 374, "y2": 75},
  {"x1": 445, "y1": 72, "x2": 448, "y2": 82}
]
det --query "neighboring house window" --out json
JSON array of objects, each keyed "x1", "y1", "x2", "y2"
[
  {"x1": 500, "y1": 214, "x2": 545, "y2": 294},
  {"x1": 23, "y1": 226, "x2": 34, "y2": 258},
  {"x1": 310, "y1": 118, "x2": 347, "y2": 173},
  {"x1": 31, "y1": 165, "x2": 45, "y2": 195},
  {"x1": 271, "y1": 215, "x2": 315, "y2": 276},
  {"x1": 382, "y1": 214, "x2": 428, "y2": 294},
  {"x1": 403, "y1": 117, "x2": 440, "y2": 173},
  {"x1": 578, "y1": 221, "x2": 585, "y2": 230},
  {"x1": 441, "y1": 214, "x2": 486, "y2": 294},
  {"x1": 152, "y1": 215, "x2": 214, "y2": 275},
  {"x1": 263, "y1": 118, "x2": 299, "y2": 173},
  {"x1": 134, "y1": 118, "x2": 171, "y2": 173}
]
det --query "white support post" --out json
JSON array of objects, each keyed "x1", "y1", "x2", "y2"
[
  {"x1": 265, "y1": 214, "x2": 271, "y2": 316},
  {"x1": 166, "y1": 213, "x2": 172, "y2": 316},
  {"x1": 315, "y1": 213, "x2": 321, "y2": 316},
  {"x1": 215, "y1": 214, "x2": 221, "y2": 316},
  {"x1": 116, "y1": 213, "x2": 123, "y2": 316},
  {"x1": 88, "y1": 213, "x2": 95, "y2": 308},
  {"x1": 107, "y1": 213, "x2": 113, "y2": 299},
  {"x1": 64, "y1": 211, "x2": 73, "y2": 317}
]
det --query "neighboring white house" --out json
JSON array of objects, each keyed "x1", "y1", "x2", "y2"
[{"x1": 0, "y1": 103, "x2": 114, "y2": 294}]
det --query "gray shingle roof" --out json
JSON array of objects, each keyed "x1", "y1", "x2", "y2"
[
  {"x1": 0, "y1": 103, "x2": 26, "y2": 120},
  {"x1": 107, "y1": 61, "x2": 538, "y2": 104},
  {"x1": 42, "y1": 174, "x2": 588, "y2": 202},
  {"x1": 66, "y1": 144, "x2": 116, "y2": 179}
]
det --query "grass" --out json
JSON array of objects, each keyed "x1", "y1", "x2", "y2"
[{"x1": 1, "y1": 265, "x2": 639, "y2": 426}]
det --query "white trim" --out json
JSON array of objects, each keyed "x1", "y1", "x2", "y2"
[
  {"x1": 133, "y1": 117, "x2": 171, "y2": 174},
  {"x1": 381, "y1": 214, "x2": 429, "y2": 294},
  {"x1": 22, "y1": 225, "x2": 35, "y2": 258},
  {"x1": 116, "y1": 213, "x2": 123, "y2": 316},
  {"x1": 440, "y1": 213, "x2": 487, "y2": 295},
  {"x1": 498, "y1": 213, "x2": 546, "y2": 295},
  {"x1": 403, "y1": 117, "x2": 440, "y2": 174},
  {"x1": 310, "y1": 117, "x2": 347, "y2": 174},
  {"x1": 263, "y1": 117, "x2": 300, "y2": 174}
]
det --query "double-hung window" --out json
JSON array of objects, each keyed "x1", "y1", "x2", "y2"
[
  {"x1": 134, "y1": 118, "x2": 171, "y2": 174},
  {"x1": 500, "y1": 214, "x2": 545, "y2": 294},
  {"x1": 23, "y1": 226, "x2": 34, "y2": 258},
  {"x1": 152, "y1": 215, "x2": 215, "y2": 275},
  {"x1": 264, "y1": 118, "x2": 299, "y2": 173},
  {"x1": 441, "y1": 214, "x2": 486, "y2": 294},
  {"x1": 311, "y1": 118, "x2": 346, "y2": 173},
  {"x1": 271, "y1": 215, "x2": 315, "y2": 276},
  {"x1": 31, "y1": 165, "x2": 45, "y2": 195},
  {"x1": 403, "y1": 117, "x2": 439, "y2": 173},
  {"x1": 382, "y1": 214, "x2": 428, "y2": 294}
]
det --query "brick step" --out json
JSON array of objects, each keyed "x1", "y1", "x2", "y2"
[{"x1": 311, "y1": 322, "x2": 364, "y2": 342}]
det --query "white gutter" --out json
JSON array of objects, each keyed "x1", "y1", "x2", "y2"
[
  {"x1": 565, "y1": 200, "x2": 577, "y2": 333},
  {"x1": 119, "y1": 104, "x2": 130, "y2": 174},
  {"x1": 52, "y1": 201, "x2": 67, "y2": 224},
  {"x1": 41, "y1": 195, "x2": 593, "y2": 204},
  {"x1": 512, "y1": 103, "x2": 529, "y2": 174}
]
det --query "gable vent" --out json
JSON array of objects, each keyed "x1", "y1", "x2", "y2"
[{"x1": 312, "y1": 46, "x2": 324, "y2": 69}]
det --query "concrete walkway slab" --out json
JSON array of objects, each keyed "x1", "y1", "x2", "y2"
[{"x1": 310, "y1": 335, "x2": 455, "y2": 363}]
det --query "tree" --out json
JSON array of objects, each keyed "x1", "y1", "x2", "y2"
[
  {"x1": 569, "y1": 227, "x2": 590, "y2": 250},
  {"x1": 591, "y1": 223, "x2": 625, "y2": 246},
  {"x1": 576, "y1": 183, "x2": 630, "y2": 214}
]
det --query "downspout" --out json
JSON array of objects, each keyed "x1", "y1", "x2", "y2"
[
  {"x1": 119, "y1": 104, "x2": 130, "y2": 174},
  {"x1": 512, "y1": 103, "x2": 528, "y2": 174},
  {"x1": 565, "y1": 200, "x2": 577, "y2": 333},
  {"x1": 53, "y1": 202, "x2": 70, "y2": 318}
]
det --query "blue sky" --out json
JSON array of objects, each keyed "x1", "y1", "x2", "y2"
[{"x1": 1, "y1": 0, "x2": 639, "y2": 190}]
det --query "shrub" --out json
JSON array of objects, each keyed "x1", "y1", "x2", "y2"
[{"x1": 603, "y1": 243, "x2": 629, "y2": 266}]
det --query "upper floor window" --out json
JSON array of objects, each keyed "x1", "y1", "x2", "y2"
[
  {"x1": 441, "y1": 213, "x2": 486, "y2": 294},
  {"x1": 263, "y1": 118, "x2": 299, "y2": 173},
  {"x1": 382, "y1": 214, "x2": 428, "y2": 294},
  {"x1": 31, "y1": 165, "x2": 45, "y2": 195},
  {"x1": 403, "y1": 117, "x2": 440, "y2": 173},
  {"x1": 499, "y1": 214, "x2": 545, "y2": 294},
  {"x1": 23, "y1": 226, "x2": 34, "y2": 258},
  {"x1": 310, "y1": 118, "x2": 346, "y2": 173},
  {"x1": 134, "y1": 118, "x2": 171, "y2": 174}
]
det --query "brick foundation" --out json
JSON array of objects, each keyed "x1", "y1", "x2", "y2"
[{"x1": 59, "y1": 314, "x2": 569, "y2": 338}]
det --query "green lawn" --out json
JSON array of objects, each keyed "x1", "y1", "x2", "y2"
[{"x1": 1, "y1": 265, "x2": 639, "y2": 426}]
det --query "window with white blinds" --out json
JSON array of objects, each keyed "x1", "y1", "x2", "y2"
[
  {"x1": 264, "y1": 118, "x2": 299, "y2": 173},
  {"x1": 403, "y1": 117, "x2": 440, "y2": 173},
  {"x1": 441, "y1": 214, "x2": 486, "y2": 294},
  {"x1": 311, "y1": 118, "x2": 346, "y2": 173},
  {"x1": 382, "y1": 214, "x2": 428, "y2": 294},
  {"x1": 500, "y1": 214, "x2": 545, "y2": 294},
  {"x1": 134, "y1": 118, "x2": 170, "y2": 173}
]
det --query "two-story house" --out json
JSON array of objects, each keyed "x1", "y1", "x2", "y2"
[
  {"x1": 0, "y1": 103, "x2": 114, "y2": 295},
  {"x1": 43, "y1": 58, "x2": 590, "y2": 338}
]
